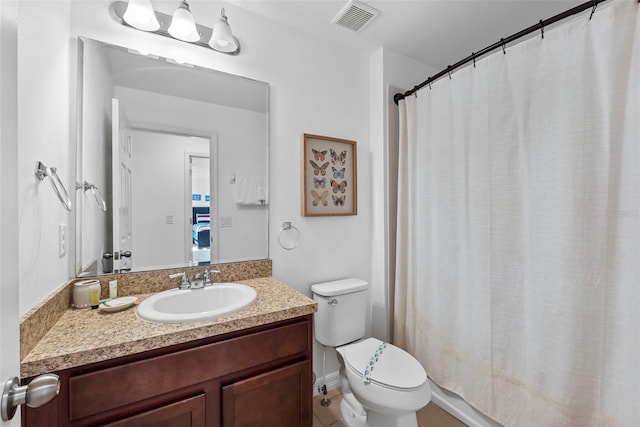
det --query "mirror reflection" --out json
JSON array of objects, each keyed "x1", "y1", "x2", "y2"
[{"x1": 75, "y1": 37, "x2": 269, "y2": 277}]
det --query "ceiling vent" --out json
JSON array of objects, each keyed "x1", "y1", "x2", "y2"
[{"x1": 331, "y1": 0, "x2": 381, "y2": 33}]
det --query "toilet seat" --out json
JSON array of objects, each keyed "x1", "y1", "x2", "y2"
[{"x1": 342, "y1": 338, "x2": 427, "y2": 391}]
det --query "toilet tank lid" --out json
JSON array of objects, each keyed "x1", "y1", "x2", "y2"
[{"x1": 311, "y1": 278, "x2": 369, "y2": 297}]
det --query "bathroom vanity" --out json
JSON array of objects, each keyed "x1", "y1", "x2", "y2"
[{"x1": 20, "y1": 276, "x2": 316, "y2": 427}]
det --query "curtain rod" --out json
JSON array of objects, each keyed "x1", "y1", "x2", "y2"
[{"x1": 394, "y1": 0, "x2": 616, "y2": 105}]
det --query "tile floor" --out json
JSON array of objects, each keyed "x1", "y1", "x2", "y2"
[{"x1": 313, "y1": 387, "x2": 467, "y2": 427}]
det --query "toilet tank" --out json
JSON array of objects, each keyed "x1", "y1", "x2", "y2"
[{"x1": 311, "y1": 278, "x2": 369, "y2": 347}]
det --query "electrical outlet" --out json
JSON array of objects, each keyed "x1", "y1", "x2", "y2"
[
  {"x1": 220, "y1": 216, "x2": 232, "y2": 227},
  {"x1": 58, "y1": 224, "x2": 67, "y2": 257}
]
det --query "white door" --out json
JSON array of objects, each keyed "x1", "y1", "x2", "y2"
[
  {"x1": 112, "y1": 99, "x2": 133, "y2": 272},
  {"x1": 0, "y1": 2, "x2": 21, "y2": 424}
]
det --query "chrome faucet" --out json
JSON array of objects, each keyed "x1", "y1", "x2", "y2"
[
  {"x1": 169, "y1": 272, "x2": 191, "y2": 290},
  {"x1": 170, "y1": 269, "x2": 221, "y2": 290}
]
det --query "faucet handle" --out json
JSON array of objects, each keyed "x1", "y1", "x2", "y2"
[
  {"x1": 203, "y1": 268, "x2": 220, "y2": 287},
  {"x1": 169, "y1": 272, "x2": 190, "y2": 290}
]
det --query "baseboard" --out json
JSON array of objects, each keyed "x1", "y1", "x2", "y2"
[{"x1": 313, "y1": 370, "x2": 341, "y2": 395}]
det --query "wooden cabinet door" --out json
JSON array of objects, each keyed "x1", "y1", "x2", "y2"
[
  {"x1": 104, "y1": 394, "x2": 205, "y2": 427},
  {"x1": 222, "y1": 361, "x2": 312, "y2": 427}
]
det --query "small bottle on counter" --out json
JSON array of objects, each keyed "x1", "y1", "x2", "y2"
[
  {"x1": 89, "y1": 283, "x2": 100, "y2": 309},
  {"x1": 109, "y1": 279, "x2": 118, "y2": 299}
]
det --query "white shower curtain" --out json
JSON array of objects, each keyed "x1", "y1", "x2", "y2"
[{"x1": 394, "y1": 1, "x2": 639, "y2": 426}]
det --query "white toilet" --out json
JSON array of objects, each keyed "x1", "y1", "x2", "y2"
[{"x1": 312, "y1": 278, "x2": 431, "y2": 427}]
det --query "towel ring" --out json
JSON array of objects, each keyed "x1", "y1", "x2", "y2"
[
  {"x1": 278, "y1": 222, "x2": 301, "y2": 250},
  {"x1": 35, "y1": 161, "x2": 72, "y2": 212},
  {"x1": 77, "y1": 181, "x2": 107, "y2": 212}
]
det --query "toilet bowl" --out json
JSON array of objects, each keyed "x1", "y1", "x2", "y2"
[
  {"x1": 311, "y1": 278, "x2": 431, "y2": 427},
  {"x1": 337, "y1": 338, "x2": 431, "y2": 427}
]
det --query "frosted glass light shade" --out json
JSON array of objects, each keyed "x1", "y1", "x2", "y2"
[
  {"x1": 208, "y1": 9, "x2": 238, "y2": 53},
  {"x1": 123, "y1": 0, "x2": 159, "y2": 31},
  {"x1": 168, "y1": 1, "x2": 200, "y2": 42}
]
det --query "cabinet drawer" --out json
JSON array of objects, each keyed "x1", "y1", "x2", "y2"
[
  {"x1": 103, "y1": 394, "x2": 205, "y2": 427},
  {"x1": 69, "y1": 321, "x2": 309, "y2": 421}
]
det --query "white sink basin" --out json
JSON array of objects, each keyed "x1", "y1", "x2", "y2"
[{"x1": 137, "y1": 283, "x2": 257, "y2": 323}]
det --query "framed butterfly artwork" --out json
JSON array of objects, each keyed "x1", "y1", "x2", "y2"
[{"x1": 302, "y1": 133, "x2": 357, "y2": 216}]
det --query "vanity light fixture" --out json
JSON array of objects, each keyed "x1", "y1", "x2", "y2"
[
  {"x1": 167, "y1": 0, "x2": 199, "y2": 42},
  {"x1": 111, "y1": 1, "x2": 241, "y2": 55}
]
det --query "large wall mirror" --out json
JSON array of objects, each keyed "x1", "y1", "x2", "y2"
[{"x1": 74, "y1": 37, "x2": 269, "y2": 277}]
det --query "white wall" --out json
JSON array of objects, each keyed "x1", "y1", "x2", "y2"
[
  {"x1": 17, "y1": 1, "x2": 72, "y2": 315},
  {"x1": 368, "y1": 48, "x2": 439, "y2": 342}
]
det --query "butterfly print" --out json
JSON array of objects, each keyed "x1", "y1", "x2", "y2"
[
  {"x1": 311, "y1": 190, "x2": 329, "y2": 207},
  {"x1": 314, "y1": 177, "x2": 327, "y2": 188},
  {"x1": 332, "y1": 167, "x2": 345, "y2": 179},
  {"x1": 310, "y1": 160, "x2": 329, "y2": 176},
  {"x1": 332, "y1": 195, "x2": 345, "y2": 206},
  {"x1": 331, "y1": 180, "x2": 347, "y2": 193},
  {"x1": 330, "y1": 149, "x2": 347, "y2": 165},
  {"x1": 312, "y1": 149, "x2": 327, "y2": 161}
]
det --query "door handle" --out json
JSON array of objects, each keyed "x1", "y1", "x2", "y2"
[
  {"x1": 1, "y1": 374, "x2": 60, "y2": 421},
  {"x1": 105, "y1": 251, "x2": 132, "y2": 260}
]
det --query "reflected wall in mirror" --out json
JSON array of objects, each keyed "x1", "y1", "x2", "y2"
[{"x1": 75, "y1": 37, "x2": 269, "y2": 277}]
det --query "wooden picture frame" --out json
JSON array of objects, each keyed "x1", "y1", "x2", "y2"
[{"x1": 301, "y1": 133, "x2": 357, "y2": 216}]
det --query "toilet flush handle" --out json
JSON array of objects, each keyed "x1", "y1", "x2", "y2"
[{"x1": 328, "y1": 299, "x2": 338, "y2": 306}]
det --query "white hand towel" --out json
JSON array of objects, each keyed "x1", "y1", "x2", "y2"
[{"x1": 235, "y1": 175, "x2": 268, "y2": 205}]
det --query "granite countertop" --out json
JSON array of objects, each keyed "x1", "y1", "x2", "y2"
[{"x1": 21, "y1": 277, "x2": 317, "y2": 378}]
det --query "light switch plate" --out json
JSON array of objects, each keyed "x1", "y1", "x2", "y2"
[
  {"x1": 58, "y1": 224, "x2": 67, "y2": 257},
  {"x1": 220, "y1": 216, "x2": 232, "y2": 227}
]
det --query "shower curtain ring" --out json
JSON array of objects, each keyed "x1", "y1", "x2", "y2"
[
  {"x1": 447, "y1": 66, "x2": 452, "y2": 79},
  {"x1": 472, "y1": 53, "x2": 476, "y2": 68},
  {"x1": 589, "y1": 0, "x2": 598, "y2": 20},
  {"x1": 501, "y1": 38, "x2": 506, "y2": 54},
  {"x1": 539, "y1": 20, "x2": 544, "y2": 39},
  {"x1": 428, "y1": 78, "x2": 432, "y2": 90}
]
